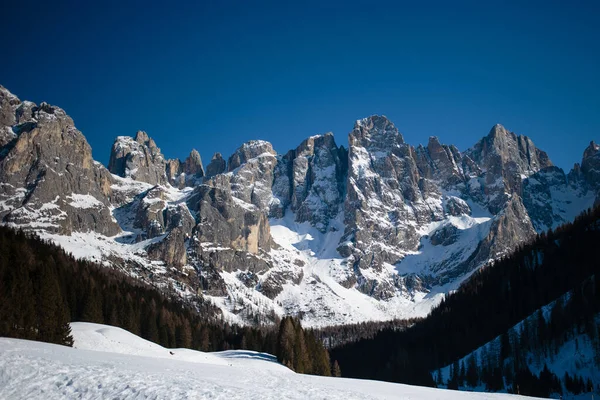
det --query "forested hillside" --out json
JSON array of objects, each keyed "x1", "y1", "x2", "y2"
[
  {"x1": 0, "y1": 226, "x2": 332, "y2": 376},
  {"x1": 438, "y1": 277, "x2": 599, "y2": 398},
  {"x1": 331, "y1": 206, "x2": 600, "y2": 396}
]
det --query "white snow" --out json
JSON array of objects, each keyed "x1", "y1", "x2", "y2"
[
  {"x1": 267, "y1": 211, "x2": 443, "y2": 327},
  {"x1": 0, "y1": 322, "x2": 545, "y2": 400},
  {"x1": 67, "y1": 193, "x2": 103, "y2": 209}
]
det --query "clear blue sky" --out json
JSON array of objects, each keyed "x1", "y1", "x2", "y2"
[{"x1": 2, "y1": 0, "x2": 598, "y2": 171}]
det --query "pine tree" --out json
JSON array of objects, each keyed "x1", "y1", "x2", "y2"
[
  {"x1": 332, "y1": 360, "x2": 342, "y2": 377},
  {"x1": 176, "y1": 319, "x2": 192, "y2": 349},
  {"x1": 81, "y1": 281, "x2": 103, "y2": 323},
  {"x1": 35, "y1": 260, "x2": 73, "y2": 346},
  {"x1": 293, "y1": 323, "x2": 309, "y2": 373},
  {"x1": 276, "y1": 317, "x2": 296, "y2": 368},
  {"x1": 465, "y1": 354, "x2": 479, "y2": 387}
]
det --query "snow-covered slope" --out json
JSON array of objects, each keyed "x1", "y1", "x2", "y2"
[
  {"x1": 437, "y1": 293, "x2": 600, "y2": 397},
  {"x1": 0, "y1": 323, "x2": 546, "y2": 400}
]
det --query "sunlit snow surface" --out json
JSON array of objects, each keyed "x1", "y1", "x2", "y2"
[
  {"x1": 269, "y1": 212, "x2": 438, "y2": 327},
  {"x1": 0, "y1": 323, "x2": 545, "y2": 400}
]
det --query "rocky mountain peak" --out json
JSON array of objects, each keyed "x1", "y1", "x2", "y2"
[
  {"x1": 469, "y1": 124, "x2": 552, "y2": 174},
  {"x1": 206, "y1": 152, "x2": 226, "y2": 178},
  {"x1": 108, "y1": 131, "x2": 167, "y2": 185},
  {"x1": 583, "y1": 141, "x2": 599, "y2": 160},
  {"x1": 134, "y1": 130, "x2": 152, "y2": 145},
  {"x1": 350, "y1": 115, "x2": 404, "y2": 149},
  {"x1": 271, "y1": 131, "x2": 346, "y2": 230},
  {"x1": 0, "y1": 91, "x2": 119, "y2": 235},
  {"x1": 581, "y1": 140, "x2": 600, "y2": 190},
  {"x1": 165, "y1": 149, "x2": 205, "y2": 188},
  {"x1": 184, "y1": 149, "x2": 204, "y2": 177},
  {"x1": 414, "y1": 136, "x2": 465, "y2": 185},
  {"x1": 227, "y1": 140, "x2": 276, "y2": 172},
  {"x1": 296, "y1": 132, "x2": 336, "y2": 155}
]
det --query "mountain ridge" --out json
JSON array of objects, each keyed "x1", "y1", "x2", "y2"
[{"x1": 1, "y1": 84, "x2": 598, "y2": 327}]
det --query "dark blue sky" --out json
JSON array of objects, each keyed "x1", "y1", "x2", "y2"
[{"x1": 2, "y1": 1, "x2": 599, "y2": 171}]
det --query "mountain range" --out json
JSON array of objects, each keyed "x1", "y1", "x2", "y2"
[{"x1": 1, "y1": 84, "x2": 598, "y2": 327}]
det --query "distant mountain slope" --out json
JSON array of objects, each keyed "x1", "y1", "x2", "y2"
[
  {"x1": 330, "y1": 206, "x2": 600, "y2": 397},
  {"x1": 1, "y1": 83, "x2": 599, "y2": 326},
  {"x1": 438, "y1": 284, "x2": 599, "y2": 398}
]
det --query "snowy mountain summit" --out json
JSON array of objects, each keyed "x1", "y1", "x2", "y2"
[{"x1": 1, "y1": 84, "x2": 598, "y2": 327}]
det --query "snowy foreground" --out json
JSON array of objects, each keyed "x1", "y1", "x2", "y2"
[{"x1": 0, "y1": 323, "x2": 544, "y2": 400}]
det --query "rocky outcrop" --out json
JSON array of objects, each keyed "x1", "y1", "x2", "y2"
[
  {"x1": 0, "y1": 87, "x2": 119, "y2": 235},
  {"x1": 461, "y1": 195, "x2": 536, "y2": 277},
  {"x1": 166, "y1": 149, "x2": 205, "y2": 188},
  {"x1": 271, "y1": 133, "x2": 347, "y2": 230},
  {"x1": 342, "y1": 116, "x2": 435, "y2": 271},
  {"x1": 108, "y1": 131, "x2": 168, "y2": 185},
  {"x1": 184, "y1": 149, "x2": 204, "y2": 179},
  {"x1": 581, "y1": 141, "x2": 600, "y2": 190},
  {"x1": 466, "y1": 124, "x2": 552, "y2": 213},
  {"x1": 415, "y1": 136, "x2": 471, "y2": 187},
  {"x1": 147, "y1": 226, "x2": 189, "y2": 268},
  {"x1": 188, "y1": 168, "x2": 272, "y2": 256},
  {"x1": 205, "y1": 152, "x2": 226, "y2": 178},
  {"x1": 166, "y1": 158, "x2": 183, "y2": 187}
]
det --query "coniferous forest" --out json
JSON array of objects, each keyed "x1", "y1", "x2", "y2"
[
  {"x1": 331, "y1": 206, "x2": 600, "y2": 397},
  {"x1": 0, "y1": 226, "x2": 333, "y2": 376}
]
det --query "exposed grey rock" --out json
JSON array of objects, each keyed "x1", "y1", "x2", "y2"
[
  {"x1": 0, "y1": 88, "x2": 119, "y2": 235},
  {"x1": 444, "y1": 196, "x2": 471, "y2": 216},
  {"x1": 166, "y1": 158, "x2": 184, "y2": 187},
  {"x1": 0, "y1": 85, "x2": 20, "y2": 128},
  {"x1": 522, "y1": 166, "x2": 568, "y2": 231},
  {"x1": 430, "y1": 224, "x2": 459, "y2": 246},
  {"x1": 581, "y1": 141, "x2": 600, "y2": 190},
  {"x1": 415, "y1": 136, "x2": 467, "y2": 187},
  {"x1": 227, "y1": 140, "x2": 274, "y2": 172},
  {"x1": 205, "y1": 152, "x2": 226, "y2": 178},
  {"x1": 228, "y1": 141, "x2": 277, "y2": 211},
  {"x1": 147, "y1": 226, "x2": 189, "y2": 268},
  {"x1": 343, "y1": 116, "x2": 433, "y2": 272},
  {"x1": 271, "y1": 133, "x2": 347, "y2": 231},
  {"x1": 108, "y1": 131, "x2": 168, "y2": 185},
  {"x1": 460, "y1": 195, "x2": 536, "y2": 279},
  {"x1": 132, "y1": 186, "x2": 168, "y2": 240},
  {"x1": 184, "y1": 149, "x2": 204, "y2": 176},
  {"x1": 188, "y1": 172, "x2": 272, "y2": 256},
  {"x1": 466, "y1": 124, "x2": 552, "y2": 213},
  {"x1": 166, "y1": 149, "x2": 205, "y2": 188},
  {"x1": 259, "y1": 268, "x2": 303, "y2": 299}
]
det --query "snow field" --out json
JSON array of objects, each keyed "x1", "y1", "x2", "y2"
[{"x1": 0, "y1": 323, "x2": 546, "y2": 400}]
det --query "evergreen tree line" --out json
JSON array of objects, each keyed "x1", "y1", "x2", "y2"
[
  {"x1": 330, "y1": 206, "x2": 600, "y2": 392},
  {"x1": 276, "y1": 316, "x2": 341, "y2": 376},
  {"x1": 0, "y1": 226, "x2": 336, "y2": 377},
  {"x1": 313, "y1": 318, "x2": 419, "y2": 349},
  {"x1": 442, "y1": 274, "x2": 600, "y2": 398}
]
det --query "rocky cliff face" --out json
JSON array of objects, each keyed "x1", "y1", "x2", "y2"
[
  {"x1": 108, "y1": 131, "x2": 168, "y2": 186},
  {"x1": 1, "y1": 84, "x2": 598, "y2": 327},
  {"x1": 271, "y1": 133, "x2": 347, "y2": 230},
  {"x1": 0, "y1": 86, "x2": 119, "y2": 236},
  {"x1": 166, "y1": 149, "x2": 205, "y2": 188}
]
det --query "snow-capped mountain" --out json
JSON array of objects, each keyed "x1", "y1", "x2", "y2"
[{"x1": 1, "y1": 84, "x2": 598, "y2": 327}]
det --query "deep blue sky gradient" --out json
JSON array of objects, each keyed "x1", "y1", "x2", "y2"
[{"x1": 2, "y1": 0, "x2": 599, "y2": 171}]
